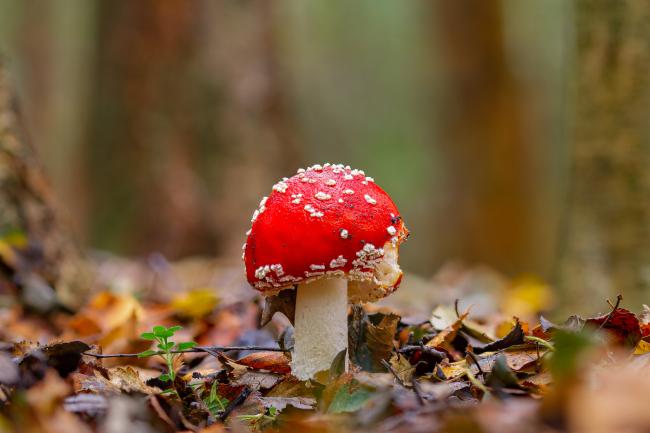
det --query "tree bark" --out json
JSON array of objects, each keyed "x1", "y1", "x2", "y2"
[
  {"x1": 0, "y1": 62, "x2": 88, "y2": 310},
  {"x1": 84, "y1": 0, "x2": 301, "y2": 259},
  {"x1": 432, "y1": 0, "x2": 537, "y2": 275},
  {"x1": 557, "y1": 0, "x2": 650, "y2": 311}
]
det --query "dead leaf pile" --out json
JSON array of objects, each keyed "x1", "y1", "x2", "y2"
[{"x1": 0, "y1": 257, "x2": 649, "y2": 433}]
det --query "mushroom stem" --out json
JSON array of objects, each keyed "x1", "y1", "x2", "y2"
[{"x1": 291, "y1": 277, "x2": 348, "y2": 380}]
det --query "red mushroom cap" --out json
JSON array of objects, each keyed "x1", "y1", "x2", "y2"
[{"x1": 243, "y1": 163, "x2": 408, "y2": 302}]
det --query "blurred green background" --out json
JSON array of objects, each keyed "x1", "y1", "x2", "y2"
[{"x1": 0, "y1": 0, "x2": 648, "y2": 311}]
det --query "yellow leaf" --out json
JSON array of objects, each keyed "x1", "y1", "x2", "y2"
[
  {"x1": 171, "y1": 288, "x2": 219, "y2": 318},
  {"x1": 438, "y1": 359, "x2": 468, "y2": 380},
  {"x1": 634, "y1": 339, "x2": 650, "y2": 355},
  {"x1": 496, "y1": 319, "x2": 516, "y2": 339},
  {"x1": 502, "y1": 275, "x2": 554, "y2": 317}
]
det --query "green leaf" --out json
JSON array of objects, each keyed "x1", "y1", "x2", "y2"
[
  {"x1": 140, "y1": 332, "x2": 156, "y2": 341},
  {"x1": 327, "y1": 381, "x2": 373, "y2": 413},
  {"x1": 137, "y1": 349, "x2": 158, "y2": 358},
  {"x1": 157, "y1": 342, "x2": 175, "y2": 351},
  {"x1": 159, "y1": 373, "x2": 171, "y2": 382},
  {"x1": 176, "y1": 341, "x2": 197, "y2": 351},
  {"x1": 153, "y1": 325, "x2": 167, "y2": 337},
  {"x1": 206, "y1": 382, "x2": 229, "y2": 416},
  {"x1": 549, "y1": 329, "x2": 598, "y2": 383},
  {"x1": 168, "y1": 325, "x2": 183, "y2": 333}
]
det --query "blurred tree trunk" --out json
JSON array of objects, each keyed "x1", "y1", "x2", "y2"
[
  {"x1": 0, "y1": 63, "x2": 88, "y2": 310},
  {"x1": 557, "y1": 1, "x2": 650, "y2": 311},
  {"x1": 85, "y1": 0, "x2": 300, "y2": 258},
  {"x1": 432, "y1": 0, "x2": 537, "y2": 275}
]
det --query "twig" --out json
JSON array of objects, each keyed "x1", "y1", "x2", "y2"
[
  {"x1": 380, "y1": 359, "x2": 424, "y2": 406},
  {"x1": 411, "y1": 377, "x2": 426, "y2": 405},
  {"x1": 465, "y1": 368, "x2": 489, "y2": 395},
  {"x1": 599, "y1": 294, "x2": 623, "y2": 330},
  {"x1": 467, "y1": 351, "x2": 484, "y2": 376},
  {"x1": 524, "y1": 335, "x2": 555, "y2": 351},
  {"x1": 84, "y1": 345, "x2": 288, "y2": 359},
  {"x1": 220, "y1": 386, "x2": 251, "y2": 421},
  {"x1": 454, "y1": 299, "x2": 460, "y2": 318}
]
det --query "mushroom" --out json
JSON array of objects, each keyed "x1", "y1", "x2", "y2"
[{"x1": 243, "y1": 163, "x2": 408, "y2": 380}]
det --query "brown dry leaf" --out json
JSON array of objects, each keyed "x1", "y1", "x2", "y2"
[
  {"x1": 521, "y1": 371, "x2": 553, "y2": 395},
  {"x1": 426, "y1": 308, "x2": 469, "y2": 351},
  {"x1": 237, "y1": 351, "x2": 291, "y2": 374},
  {"x1": 503, "y1": 348, "x2": 544, "y2": 372},
  {"x1": 107, "y1": 366, "x2": 159, "y2": 394},
  {"x1": 231, "y1": 370, "x2": 281, "y2": 390},
  {"x1": 265, "y1": 377, "x2": 315, "y2": 399},
  {"x1": 259, "y1": 396, "x2": 316, "y2": 411},
  {"x1": 437, "y1": 347, "x2": 543, "y2": 381},
  {"x1": 348, "y1": 306, "x2": 400, "y2": 372},
  {"x1": 68, "y1": 292, "x2": 144, "y2": 338},
  {"x1": 26, "y1": 370, "x2": 71, "y2": 414},
  {"x1": 388, "y1": 353, "x2": 414, "y2": 385},
  {"x1": 77, "y1": 367, "x2": 159, "y2": 395}
]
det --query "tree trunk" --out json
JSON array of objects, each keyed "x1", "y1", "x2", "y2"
[
  {"x1": 84, "y1": 0, "x2": 301, "y2": 259},
  {"x1": 0, "y1": 63, "x2": 88, "y2": 310},
  {"x1": 432, "y1": 0, "x2": 537, "y2": 275},
  {"x1": 557, "y1": 0, "x2": 650, "y2": 311}
]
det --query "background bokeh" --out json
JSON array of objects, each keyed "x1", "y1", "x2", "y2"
[{"x1": 0, "y1": 0, "x2": 648, "y2": 312}]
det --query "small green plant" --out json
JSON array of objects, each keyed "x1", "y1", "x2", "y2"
[
  {"x1": 138, "y1": 325, "x2": 197, "y2": 382},
  {"x1": 205, "y1": 382, "x2": 229, "y2": 417},
  {"x1": 238, "y1": 406, "x2": 279, "y2": 430}
]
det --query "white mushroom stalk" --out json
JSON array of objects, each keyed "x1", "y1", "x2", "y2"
[{"x1": 291, "y1": 277, "x2": 348, "y2": 380}]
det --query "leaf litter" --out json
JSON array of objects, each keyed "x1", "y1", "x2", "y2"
[{"x1": 0, "y1": 257, "x2": 650, "y2": 432}]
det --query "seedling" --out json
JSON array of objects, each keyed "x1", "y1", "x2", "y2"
[
  {"x1": 238, "y1": 406, "x2": 279, "y2": 430},
  {"x1": 205, "y1": 382, "x2": 229, "y2": 417},
  {"x1": 138, "y1": 325, "x2": 197, "y2": 382}
]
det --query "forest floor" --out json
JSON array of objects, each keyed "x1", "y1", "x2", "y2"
[{"x1": 0, "y1": 254, "x2": 648, "y2": 433}]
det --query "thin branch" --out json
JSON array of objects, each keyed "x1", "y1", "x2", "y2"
[
  {"x1": 467, "y1": 351, "x2": 484, "y2": 376},
  {"x1": 599, "y1": 294, "x2": 623, "y2": 330},
  {"x1": 380, "y1": 359, "x2": 425, "y2": 406},
  {"x1": 220, "y1": 386, "x2": 251, "y2": 421},
  {"x1": 84, "y1": 345, "x2": 288, "y2": 359}
]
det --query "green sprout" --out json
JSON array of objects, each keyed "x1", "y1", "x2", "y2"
[
  {"x1": 205, "y1": 382, "x2": 230, "y2": 417},
  {"x1": 238, "y1": 406, "x2": 279, "y2": 430},
  {"x1": 138, "y1": 325, "x2": 197, "y2": 382}
]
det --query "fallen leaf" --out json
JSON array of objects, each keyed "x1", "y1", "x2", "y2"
[
  {"x1": 585, "y1": 308, "x2": 642, "y2": 347},
  {"x1": 236, "y1": 351, "x2": 291, "y2": 375},
  {"x1": 260, "y1": 289, "x2": 296, "y2": 326},
  {"x1": 322, "y1": 373, "x2": 374, "y2": 414},
  {"x1": 349, "y1": 306, "x2": 400, "y2": 372},
  {"x1": 258, "y1": 396, "x2": 316, "y2": 411},
  {"x1": 64, "y1": 393, "x2": 108, "y2": 417},
  {"x1": 473, "y1": 320, "x2": 525, "y2": 354},
  {"x1": 171, "y1": 288, "x2": 219, "y2": 319},
  {"x1": 634, "y1": 339, "x2": 650, "y2": 355},
  {"x1": 502, "y1": 275, "x2": 554, "y2": 318},
  {"x1": 426, "y1": 308, "x2": 469, "y2": 353}
]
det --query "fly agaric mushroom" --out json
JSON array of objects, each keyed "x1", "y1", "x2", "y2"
[{"x1": 243, "y1": 163, "x2": 408, "y2": 380}]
